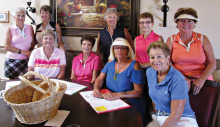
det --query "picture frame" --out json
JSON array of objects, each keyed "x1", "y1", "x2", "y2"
[
  {"x1": 50, "y1": 0, "x2": 140, "y2": 38},
  {"x1": 0, "y1": 11, "x2": 9, "y2": 23}
]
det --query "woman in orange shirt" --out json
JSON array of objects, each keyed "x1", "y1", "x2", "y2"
[{"x1": 166, "y1": 8, "x2": 216, "y2": 95}]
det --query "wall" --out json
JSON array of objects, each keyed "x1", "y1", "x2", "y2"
[{"x1": 0, "y1": 0, "x2": 220, "y2": 78}]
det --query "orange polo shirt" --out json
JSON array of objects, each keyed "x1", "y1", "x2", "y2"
[{"x1": 171, "y1": 32, "x2": 213, "y2": 80}]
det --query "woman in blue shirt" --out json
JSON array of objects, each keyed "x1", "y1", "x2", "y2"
[
  {"x1": 93, "y1": 38, "x2": 146, "y2": 126},
  {"x1": 146, "y1": 41, "x2": 198, "y2": 127}
]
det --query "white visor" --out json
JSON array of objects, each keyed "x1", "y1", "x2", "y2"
[{"x1": 175, "y1": 14, "x2": 199, "y2": 22}]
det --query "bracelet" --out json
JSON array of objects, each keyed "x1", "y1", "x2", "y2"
[
  {"x1": 93, "y1": 86, "x2": 99, "y2": 89},
  {"x1": 18, "y1": 49, "x2": 21, "y2": 54},
  {"x1": 123, "y1": 92, "x2": 127, "y2": 96},
  {"x1": 119, "y1": 92, "x2": 122, "y2": 98}
]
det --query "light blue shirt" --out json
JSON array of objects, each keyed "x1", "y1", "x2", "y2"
[{"x1": 146, "y1": 66, "x2": 195, "y2": 116}]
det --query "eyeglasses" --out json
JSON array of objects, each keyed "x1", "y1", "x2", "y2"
[
  {"x1": 16, "y1": 15, "x2": 25, "y2": 18},
  {"x1": 139, "y1": 21, "x2": 152, "y2": 25},
  {"x1": 178, "y1": 19, "x2": 195, "y2": 24},
  {"x1": 113, "y1": 46, "x2": 128, "y2": 50}
]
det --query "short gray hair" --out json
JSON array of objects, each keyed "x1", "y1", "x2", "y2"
[
  {"x1": 41, "y1": 29, "x2": 55, "y2": 39},
  {"x1": 13, "y1": 7, "x2": 26, "y2": 17},
  {"x1": 104, "y1": 8, "x2": 119, "y2": 21}
]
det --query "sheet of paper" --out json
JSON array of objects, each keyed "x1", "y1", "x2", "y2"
[
  {"x1": 5, "y1": 81, "x2": 20, "y2": 90},
  {"x1": 45, "y1": 110, "x2": 70, "y2": 127},
  {"x1": 80, "y1": 91, "x2": 130, "y2": 113},
  {"x1": 52, "y1": 79, "x2": 87, "y2": 95}
]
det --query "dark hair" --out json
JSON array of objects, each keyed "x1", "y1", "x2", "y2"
[
  {"x1": 147, "y1": 41, "x2": 170, "y2": 57},
  {"x1": 40, "y1": 5, "x2": 52, "y2": 14},
  {"x1": 174, "y1": 8, "x2": 198, "y2": 23},
  {"x1": 139, "y1": 12, "x2": 154, "y2": 23},
  {"x1": 80, "y1": 35, "x2": 96, "y2": 47}
]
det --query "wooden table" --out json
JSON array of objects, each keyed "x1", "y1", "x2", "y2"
[{"x1": 0, "y1": 80, "x2": 143, "y2": 127}]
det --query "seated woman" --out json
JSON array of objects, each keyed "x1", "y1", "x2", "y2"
[
  {"x1": 166, "y1": 8, "x2": 216, "y2": 95},
  {"x1": 70, "y1": 35, "x2": 102, "y2": 83},
  {"x1": 93, "y1": 38, "x2": 146, "y2": 125},
  {"x1": 28, "y1": 29, "x2": 66, "y2": 79},
  {"x1": 146, "y1": 41, "x2": 198, "y2": 127}
]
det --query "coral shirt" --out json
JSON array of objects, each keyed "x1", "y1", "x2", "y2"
[
  {"x1": 135, "y1": 31, "x2": 160, "y2": 63},
  {"x1": 171, "y1": 32, "x2": 213, "y2": 80},
  {"x1": 72, "y1": 52, "x2": 102, "y2": 82}
]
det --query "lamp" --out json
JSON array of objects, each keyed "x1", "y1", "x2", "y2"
[
  {"x1": 26, "y1": 0, "x2": 36, "y2": 25},
  {"x1": 161, "y1": 0, "x2": 169, "y2": 27}
]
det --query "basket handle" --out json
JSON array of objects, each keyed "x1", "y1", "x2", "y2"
[{"x1": 19, "y1": 76, "x2": 47, "y2": 94}]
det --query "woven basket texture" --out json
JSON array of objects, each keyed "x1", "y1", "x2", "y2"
[{"x1": 4, "y1": 75, "x2": 67, "y2": 124}]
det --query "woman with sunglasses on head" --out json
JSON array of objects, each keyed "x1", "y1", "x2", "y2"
[
  {"x1": 166, "y1": 8, "x2": 216, "y2": 95},
  {"x1": 93, "y1": 38, "x2": 146, "y2": 126},
  {"x1": 134, "y1": 12, "x2": 164, "y2": 69},
  {"x1": 4, "y1": 7, "x2": 35, "y2": 79}
]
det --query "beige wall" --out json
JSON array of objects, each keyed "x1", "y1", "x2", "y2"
[{"x1": 0, "y1": 0, "x2": 220, "y2": 78}]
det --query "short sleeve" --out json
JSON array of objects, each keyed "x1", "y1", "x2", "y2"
[
  {"x1": 170, "y1": 77, "x2": 188, "y2": 100},
  {"x1": 93, "y1": 55, "x2": 102, "y2": 70},
  {"x1": 28, "y1": 49, "x2": 36, "y2": 67},
  {"x1": 131, "y1": 69, "x2": 145, "y2": 85},
  {"x1": 59, "y1": 50, "x2": 66, "y2": 65},
  {"x1": 101, "y1": 61, "x2": 110, "y2": 74}
]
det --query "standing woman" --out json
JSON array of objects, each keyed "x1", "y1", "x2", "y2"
[
  {"x1": 71, "y1": 35, "x2": 102, "y2": 83},
  {"x1": 135, "y1": 12, "x2": 164, "y2": 69},
  {"x1": 166, "y1": 8, "x2": 216, "y2": 95},
  {"x1": 28, "y1": 29, "x2": 66, "y2": 79},
  {"x1": 4, "y1": 7, "x2": 35, "y2": 79},
  {"x1": 96, "y1": 7, "x2": 133, "y2": 64},
  {"x1": 35, "y1": 5, "x2": 65, "y2": 50}
]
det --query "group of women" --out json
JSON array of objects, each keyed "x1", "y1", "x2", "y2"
[{"x1": 4, "y1": 5, "x2": 216, "y2": 127}]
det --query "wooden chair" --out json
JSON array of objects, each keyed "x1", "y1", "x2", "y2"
[{"x1": 189, "y1": 80, "x2": 220, "y2": 127}]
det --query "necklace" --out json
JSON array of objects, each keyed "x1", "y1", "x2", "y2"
[{"x1": 116, "y1": 62, "x2": 123, "y2": 73}]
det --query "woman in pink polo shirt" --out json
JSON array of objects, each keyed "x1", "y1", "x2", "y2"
[
  {"x1": 4, "y1": 7, "x2": 35, "y2": 79},
  {"x1": 166, "y1": 8, "x2": 216, "y2": 95},
  {"x1": 71, "y1": 35, "x2": 102, "y2": 83},
  {"x1": 134, "y1": 12, "x2": 164, "y2": 69}
]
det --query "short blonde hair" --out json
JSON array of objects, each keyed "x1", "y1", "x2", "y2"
[
  {"x1": 108, "y1": 38, "x2": 135, "y2": 61},
  {"x1": 41, "y1": 29, "x2": 55, "y2": 39}
]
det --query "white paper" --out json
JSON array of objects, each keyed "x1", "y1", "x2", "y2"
[
  {"x1": 45, "y1": 110, "x2": 70, "y2": 127},
  {"x1": 80, "y1": 91, "x2": 130, "y2": 113},
  {"x1": 52, "y1": 79, "x2": 87, "y2": 95},
  {"x1": 5, "y1": 81, "x2": 20, "y2": 90}
]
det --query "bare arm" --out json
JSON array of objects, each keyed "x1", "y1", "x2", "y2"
[
  {"x1": 192, "y1": 35, "x2": 216, "y2": 95},
  {"x1": 103, "y1": 62, "x2": 143, "y2": 100},
  {"x1": 57, "y1": 65, "x2": 65, "y2": 79},
  {"x1": 27, "y1": 67, "x2": 34, "y2": 80},
  {"x1": 91, "y1": 70, "x2": 101, "y2": 84},
  {"x1": 29, "y1": 25, "x2": 36, "y2": 52},
  {"x1": 4, "y1": 28, "x2": 31, "y2": 56},
  {"x1": 124, "y1": 28, "x2": 134, "y2": 50},
  {"x1": 70, "y1": 70, "x2": 77, "y2": 80},
  {"x1": 56, "y1": 23, "x2": 65, "y2": 51},
  {"x1": 162, "y1": 100, "x2": 186, "y2": 127},
  {"x1": 93, "y1": 72, "x2": 106, "y2": 98}
]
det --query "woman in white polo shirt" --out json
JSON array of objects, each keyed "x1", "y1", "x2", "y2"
[{"x1": 28, "y1": 29, "x2": 66, "y2": 79}]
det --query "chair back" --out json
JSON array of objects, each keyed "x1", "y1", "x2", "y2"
[{"x1": 189, "y1": 80, "x2": 220, "y2": 127}]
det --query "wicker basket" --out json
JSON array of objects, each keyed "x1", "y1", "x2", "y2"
[{"x1": 3, "y1": 71, "x2": 67, "y2": 124}]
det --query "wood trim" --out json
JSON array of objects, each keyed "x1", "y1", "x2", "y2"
[{"x1": 216, "y1": 59, "x2": 220, "y2": 70}]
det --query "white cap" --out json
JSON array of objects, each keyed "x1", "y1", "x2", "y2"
[
  {"x1": 109, "y1": 38, "x2": 135, "y2": 61},
  {"x1": 175, "y1": 14, "x2": 199, "y2": 22}
]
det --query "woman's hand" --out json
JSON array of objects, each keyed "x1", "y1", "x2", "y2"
[
  {"x1": 93, "y1": 87, "x2": 103, "y2": 98},
  {"x1": 192, "y1": 78, "x2": 205, "y2": 95},
  {"x1": 103, "y1": 92, "x2": 120, "y2": 101}
]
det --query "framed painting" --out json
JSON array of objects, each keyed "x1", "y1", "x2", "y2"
[{"x1": 50, "y1": 0, "x2": 140, "y2": 37}]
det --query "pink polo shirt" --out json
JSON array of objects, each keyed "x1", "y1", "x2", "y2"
[
  {"x1": 72, "y1": 52, "x2": 102, "y2": 82},
  {"x1": 6, "y1": 24, "x2": 33, "y2": 59},
  {"x1": 135, "y1": 30, "x2": 160, "y2": 63}
]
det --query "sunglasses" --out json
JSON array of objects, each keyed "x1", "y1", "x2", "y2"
[{"x1": 113, "y1": 46, "x2": 128, "y2": 50}]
